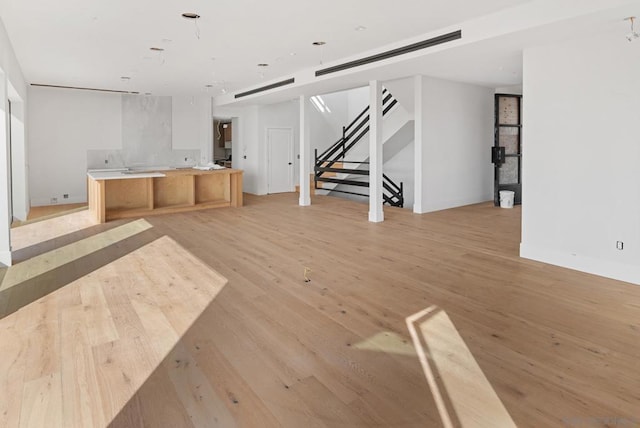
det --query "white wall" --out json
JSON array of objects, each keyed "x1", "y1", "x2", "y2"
[
  {"x1": 496, "y1": 85, "x2": 523, "y2": 95},
  {"x1": 520, "y1": 31, "x2": 640, "y2": 285},
  {"x1": 215, "y1": 81, "x2": 488, "y2": 209},
  {"x1": 1, "y1": 17, "x2": 28, "y2": 265},
  {"x1": 172, "y1": 95, "x2": 212, "y2": 164},
  {"x1": 313, "y1": 91, "x2": 348, "y2": 133},
  {"x1": 237, "y1": 106, "x2": 260, "y2": 194},
  {"x1": 0, "y1": 75, "x2": 10, "y2": 265},
  {"x1": 346, "y1": 86, "x2": 369, "y2": 119},
  {"x1": 310, "y1": 86, "x2": 369, "y2": 169},
  {"x1": 8, "y1": 82, "x2": 27, "y2": 221},
  {"x1": 28, "y1": 87, "x2": 211, "y2": 206},
  {"x1": 384, "y1": 77, "x2": 415, "y2": 115},
  {"x1": 309, "y1": 98, "x2": 340, "y2": 169},
  {"x1": 213, "y1": 98, "x2": 347, "y2": 196},
  {"x1": 28, "y1": 86, "x2": 122, "y2": 205},
  {"x1": 417, "y1": 76, "x2": 493, "y2": 213},
  {"x1": 385, "y1": 140, "x2": 415, "y2": 209}
]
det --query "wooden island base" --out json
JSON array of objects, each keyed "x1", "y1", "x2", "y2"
[{"x1": 87, "y1": 169, "x2": 243, "y2": 223}]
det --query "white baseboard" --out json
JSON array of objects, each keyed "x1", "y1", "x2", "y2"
[
  {"x1": 416, "y1": 194, "x2": 494, "y2": 214},
  {"x1": 0, "y1": 250, "x2": 12, "y2": 267},
  {"x1": 520, "y1": 242, "x2": 640, "y2": 286},
  {"x1": 12, "y1": 210, "x2": 28, "y2": 222},
  {"x1": 31, "y1": 196, "x2": 87, "y2": 207}
]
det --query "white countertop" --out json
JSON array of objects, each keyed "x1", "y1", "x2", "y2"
[{"x1": 87, "y1": 170, "x2": 166, "y2": 180}]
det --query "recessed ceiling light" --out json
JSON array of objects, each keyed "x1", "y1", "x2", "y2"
[
  {"x1": 290, "y1": 52, "x2": 297, "y2": 56},
  {"x1": 150, "y1": 47, "x2": 164, "y2": 52},
  {"x1": 182, "y1": 12, "x2": 200, "y2": 20},
  {"x1": 120, "y1": 76, "x2": 131, "y2": 81},
  {"x1": 145, "y1": 92, "x2": 152, "y2": 96},
  {"x1": 312, "y1": 41, "x2": 326, "y2": 46},
  {"x1": 205, "y1": 84, "x2": 214, "y2": 88},
  {"x1": 355, "y1": 25, "x2": 367, "y2": 31},
  {"x1": 257, "y1": 63, "x2": 269, "y2": 67}
]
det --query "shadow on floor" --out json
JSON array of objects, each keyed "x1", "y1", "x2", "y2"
[{"x1": 0, "y1": 225, "x2": 161, "y2": 320}]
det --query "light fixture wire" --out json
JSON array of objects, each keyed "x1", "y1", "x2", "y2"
[
  {"x1": 626, "y1": 16, "x2": 640, "y2": 42},
  {"x1": 194, "y1": 17, "x2": 200, "y2": 40}
]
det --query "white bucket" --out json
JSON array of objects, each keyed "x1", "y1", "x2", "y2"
[{"x1": 499, "y1": 190, "x2": 515, "y2": 208}]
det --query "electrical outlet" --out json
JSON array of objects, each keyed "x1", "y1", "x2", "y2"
[
  {"x1": 616, "y1": 241, "x2": 624, "y2": 250},
  {"x1": 63, "y1": 194, "x2": 69, "y2": 199},
  {"x1": 104, "y1": 159, "x2": 109, "y2": 164},
  {"x1": 50, "y1": 197, "x2": 58, "y2": 204}
]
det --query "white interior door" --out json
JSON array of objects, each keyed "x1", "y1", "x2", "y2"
[{"x1": 267, "y1": 128, "x2": 294, "y2": 193}]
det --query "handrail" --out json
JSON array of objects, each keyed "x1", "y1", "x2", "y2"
[
  {"x1": 316, "y1": 177, "x2": 370, "y2": 187},
  {"x1": 316, "y1": 159, "x2": 370, "y2": 164},
  {"x1": 324, "y1": 188, "x2": 369, "y2": 198},
  {"x1": 383, "y1": 173, "x2": 402, "y2": 193},
  {"x1": 343, "y1": 88, "x2": 389, "y2": 135},
  {"x1": 316, "y1": 167, "x2": 369, "y2": 175},
  {"x1": 315, "y1": 123, "x2": 371, "y2": 177},
  {"x1": 314, "y1": 86, "x2": 404, "y2": 208},
  {"x1": 317, "y1": 89, "x2": 396, "y2": 161}
]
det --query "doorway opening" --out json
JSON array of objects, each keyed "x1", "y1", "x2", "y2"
[
  {"x1": 492, "y1": 94, "x2": 522, "y2": 206},
  {"x1": 213, "y1": 118, "x2": 233, "y2": 168}
]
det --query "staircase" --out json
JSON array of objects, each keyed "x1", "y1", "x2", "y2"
[{"x1": 314, "y1": 88, "x2": 405, "y2": 208}]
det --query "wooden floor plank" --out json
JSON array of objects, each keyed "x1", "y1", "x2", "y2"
[
  {"x1": 19, "y1": 372, "x2": 63, "y2": 428},
  {"x1": 1, "y1": 193, "x2": 639, "y2": 427}
]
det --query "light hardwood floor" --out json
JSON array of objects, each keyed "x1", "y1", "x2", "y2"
[
  {"x1": 2, "y1": 193, "x2": 639, "y2": 427},
  {"x1": 11, "y1": 203, "x2": 88, "y2": 228}
]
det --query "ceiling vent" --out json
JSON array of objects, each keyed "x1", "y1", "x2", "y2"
[
  {"x1": 234, "y1": 78, "x2": 295, "y2": 99},
  {"x1": 315, "y1": 30, "x2": 462, "y2": 77}
]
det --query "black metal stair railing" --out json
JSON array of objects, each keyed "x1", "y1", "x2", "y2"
[
  {"x1": 314, "y1": 88, "x2": 404, "y2": 208},
  {"x1": 313, "y1": 159, "x2": 404, "y2": 207},
  {"x1": 382, "y1": 173, "x2": 404, "y2": 207},
  {"x1": 316, "y1": 89, "x2": 396, "y2": 167}
]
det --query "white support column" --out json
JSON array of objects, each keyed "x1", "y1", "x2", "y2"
[
  {"x1": 0, "y1": 73, "x2": 12, "y2": 266},
  {"x1": 413, "y1": 75, "x2": 425, "y2": 214},
  {"x1": 368, "y1": 80, "x2": 384, "y2": 222},
  {"x1": 299, "y1": 95, "x2": 311, "y2": 206}
]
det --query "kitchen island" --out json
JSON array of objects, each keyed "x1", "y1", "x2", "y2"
[{"x1": 87, "y1": 168, "x2": 243, "y2": 223}]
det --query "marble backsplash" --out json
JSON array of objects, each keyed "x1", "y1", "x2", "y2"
[
  {"x1": 87, "y1": 148, "x2": 200, "y2": 169},
  {"x1": 87, "y1": 94, "x2": 200, "y2": 169}
]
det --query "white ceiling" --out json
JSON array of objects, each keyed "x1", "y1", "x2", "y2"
[
  {"x1": 0, "y1": 0, "x2": 534, "y2": 95},
  {"x1": 206, "y1": 0, "x2": 640, "y2": 106}
]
